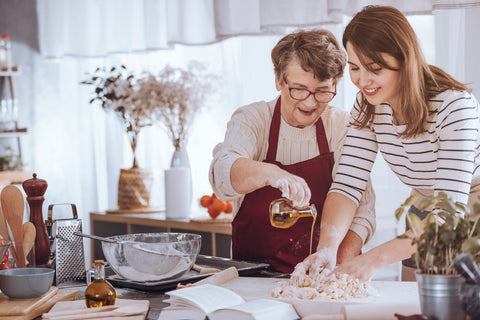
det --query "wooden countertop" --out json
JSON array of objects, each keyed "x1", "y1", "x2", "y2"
[{"x1": 90, "y1": 211, "x2": 232, "y2": 235}]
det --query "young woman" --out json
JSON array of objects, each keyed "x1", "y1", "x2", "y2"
[
  {"x1": 307, "y1": 5, "x2": 480, "y2": 280},
  {"x1": 209, "y1": 29, "x2": 376, "y2": 273}
]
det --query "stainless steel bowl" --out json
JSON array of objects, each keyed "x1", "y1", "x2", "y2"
[{"x1": 101, "y1": 233, "x2": 201, "y2": 282}]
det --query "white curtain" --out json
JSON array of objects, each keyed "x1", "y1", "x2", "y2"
[
  {"x1": 22, "y1": 0, "x2": 480, "y2": 265},
  {"x1": 38, "y1": 0, "x2": 476, "y2": 58}
]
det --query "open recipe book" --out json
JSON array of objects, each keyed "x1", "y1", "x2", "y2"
[{"x1": 157, "y1": 284, "x2": 300, "y2": 320}]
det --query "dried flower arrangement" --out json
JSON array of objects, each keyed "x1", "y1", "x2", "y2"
[
  {"x1": 135, "y1": 61, "x2": 217, "y2": 150},
  {"x1": 81, "y1": 62, "x2": 217, "y2": 168},
  {"x1": 395, "y1": 192, "x2": 480, "y2": 274}
]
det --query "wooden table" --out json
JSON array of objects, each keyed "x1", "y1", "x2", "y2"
[
  {"x1": 90, "y1": 211, "x2": 232, "y2": 260},
  {"x1": 33, "y1": 268, "x2": 285, "y2": 320}
]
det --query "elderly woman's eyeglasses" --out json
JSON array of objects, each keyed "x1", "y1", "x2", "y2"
[{"x1": 284, "y1": 77, "x2": 336, "y2": 103}]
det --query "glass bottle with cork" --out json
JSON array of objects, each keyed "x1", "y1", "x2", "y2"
[
  {"x1": 85, "y1": 259, "x2": 116, "y2": 308},
  {"x1": 269, "y1": 198, "x2": 317, "y2": 228}
]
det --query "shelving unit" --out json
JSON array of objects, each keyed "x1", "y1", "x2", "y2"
[{"x1": 0, "y1": 66, "x2": 31, "y2": 186}]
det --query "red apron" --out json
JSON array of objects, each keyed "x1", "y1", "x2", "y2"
[{"x1": 232, "y1": 97, "x2": 334, "y2": 273}]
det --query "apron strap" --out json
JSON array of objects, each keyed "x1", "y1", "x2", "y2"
[
  {"x1": 266, "y1": 98, "x2": 282, "y2": 161},
  {"x1": 315, "y1": 116, "x2": 330, "y2": 155},
  {"x1": 266, "y1": 97, "x2": 330, "y2": 161}
]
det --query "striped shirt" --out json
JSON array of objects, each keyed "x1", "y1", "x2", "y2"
[{"x1": 330, "y1": 90, "x2": 480, "y2": 207}]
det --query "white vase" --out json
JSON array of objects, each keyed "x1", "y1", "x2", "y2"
[
  {"x1": 165, "y1": 148, "x2": 192, "y2": 219},
  {"x1": 170, "y1": 148, "x2": 191, "y2": 169}
]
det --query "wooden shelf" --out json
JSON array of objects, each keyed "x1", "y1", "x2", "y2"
[
  {"x1": 0, "y1": 67, "x2": 26, "y2": 168},
  {"x1": 0, "y1": 128, "x2": 27, "y2": 138},
  {"x1": 0, "y1": 170, "x2": 33, "y2": 185},
  {"x1": 0, "y1": 66, "x2": 20, "y2": 76},
  {"x1": 90, "y1": 211, "x2": 232, "y2": 261}
]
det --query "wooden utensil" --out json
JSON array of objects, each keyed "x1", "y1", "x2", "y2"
[
  {"x1": 0, "y1": 206, "x2": 18, "y2": 264},
  {"x1": 1, "y1": 185, "x2": 26, "y2": 267},
  {"x1": 22, "y1": 221, "x2": 36, "y2": 263},
  {"x1": 0, "y1": 287, "x2": 79, "y2": 320},
  {"x1": 44, "y1": 303, "x2": 146, "y2": 320},
  {"x1": 0, "y1": 207, "x2": 10, "y2": 241},
  {"x1": 192, "y1": 263, "x2": 221, "y2": 274},
  {"x1": 43, "y1": 299, "x2": 149, "y2": 320}
]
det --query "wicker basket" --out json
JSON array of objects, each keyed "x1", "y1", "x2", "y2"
[{"x1": 117, "y1": 168, "x2": 154, "y2": 209}]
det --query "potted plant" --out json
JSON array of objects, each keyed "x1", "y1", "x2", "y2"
[
  {"x1": 136, "y1": 61, "x2": 218, "y2": 166},
  {"x1": 134, "y1": 62, "x2": 218, "y2": 218},
  {"x1": 395, "y1": 192, "x2": 480, "y2": 320},
  {"x1": 82, "y1": 63, "x2": 217, "y2": 211},
  {"x1": 82, "y1": 65, "x2": 157, "y2": 210}
]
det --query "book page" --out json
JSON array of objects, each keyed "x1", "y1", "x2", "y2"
[
  {"x1": 167, "y1": 284, "x2": 246, "y2": 314},
  {"x1": 209, "y1": 298, "x2": 299, "y2": 320}
]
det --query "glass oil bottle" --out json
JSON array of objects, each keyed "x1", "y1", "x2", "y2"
[
  {"x1": 85, "y1": 259, "x2": 116, "y2": 308},
  {"x1": 269, "y1": 198, "x2": 317, "y2": 228},
  {"x1": 269, "y1": 198, "x2": 318, "y2": 256}
]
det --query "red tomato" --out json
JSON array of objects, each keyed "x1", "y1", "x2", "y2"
[
  {"x1": 0, "y1": 262, "x2": 11, "y2": 270},
  {"x1": 0, "y1": 238, "x2": 9, "y2": 264}
]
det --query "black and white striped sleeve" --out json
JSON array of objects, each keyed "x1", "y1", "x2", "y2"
[
  {"x1": 435, "y1": 91, "x2": 479, "y2": 205},
  {"x1": 329, "y1": 99, "x2": 378, "y2": 205}
]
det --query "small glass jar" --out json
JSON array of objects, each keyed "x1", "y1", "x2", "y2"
[{"x1": 84, "y1": 260, "x2": 116, "y2": 308}]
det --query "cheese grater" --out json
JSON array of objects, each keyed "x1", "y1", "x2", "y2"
[{"x1": 46, "y1": 203, "x2": 86, "y2": 287}]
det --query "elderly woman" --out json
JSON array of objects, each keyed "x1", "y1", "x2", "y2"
[{"x1": 209, "y1": 29, "x2": 375, "y2": 273}]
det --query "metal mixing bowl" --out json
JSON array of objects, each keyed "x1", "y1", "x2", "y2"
[{"x1": 101, "y1": 233, "x2": 201, "y2": 282}]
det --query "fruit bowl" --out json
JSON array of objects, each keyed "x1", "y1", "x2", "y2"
[{"x1": 101, "y1": 233, "x2": 201, "y2": 282}]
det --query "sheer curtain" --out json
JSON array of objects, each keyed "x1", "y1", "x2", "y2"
[{"x1": 7, "y1": 0, "x2": 478, "y2": 265}]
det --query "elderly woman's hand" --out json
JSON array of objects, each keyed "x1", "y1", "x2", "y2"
[
  {"x1": 267, "y1": 168, "x2": 311, "y2": 207},
  {"x1": 296, "y1": 247, "x2": 337, "y2": 275}
]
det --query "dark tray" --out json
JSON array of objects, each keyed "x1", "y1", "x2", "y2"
[{"x1": 106, "y1": 255, "x2": 269, "y2": 292}]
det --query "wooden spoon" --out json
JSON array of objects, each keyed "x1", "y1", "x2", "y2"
[
  {"x1": 0, "y1": 206, "x2": 11, "y2": 241},
  {"x1": 1, "y1": 185, "x2": 26, "y2": 267},
  {"x1": 0, "y1": 206, "x2": 18, "y2": 263},
  {"x1": 22, "y1": 221, "x2": 36, "y2": 264}
]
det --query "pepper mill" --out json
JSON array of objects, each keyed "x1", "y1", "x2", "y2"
[{"x1": 22, "y1": 173, "x2": 50, "y2": 267}]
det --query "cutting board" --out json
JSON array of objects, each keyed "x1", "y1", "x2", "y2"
[
  {"x1": 220, "y1": 277, "x2": 421, "y2": 317},
  {"x1": 0, "y1": 287, "x2": 79, "y2": 320},
  {"x1": 46, "y1": 298, "x2": 150, "y2": 320}
]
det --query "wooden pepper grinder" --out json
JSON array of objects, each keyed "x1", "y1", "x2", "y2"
[{"x1": 22, "y1": 173, "x2": 50, "y2": 267}]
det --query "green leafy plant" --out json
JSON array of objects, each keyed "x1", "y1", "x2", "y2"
[{"x1": 395, "y1": 192, "x2": 480, "y2": 274}]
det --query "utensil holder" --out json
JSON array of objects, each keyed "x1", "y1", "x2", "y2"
[{"x1": 46, "y1": 203, "x2": 86, "y2": 287}]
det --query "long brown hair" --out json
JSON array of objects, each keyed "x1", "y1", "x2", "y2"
[{"x1": 343, "y1": 5, "x2": 469, "y2": 138}]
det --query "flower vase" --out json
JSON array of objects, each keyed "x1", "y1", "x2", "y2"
[
  {"x1": 165, "y1": 148, "x2": 192, "y2": 219},
  {"x1": 117, "y1": 168, "x2": 155, "y2": 210}
]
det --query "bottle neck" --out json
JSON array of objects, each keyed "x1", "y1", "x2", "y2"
[
  {"x1": 296, "y1": 205, "x2": 317, "y2": 219},
  {"x1": 94, "y1": 263, "x2": 105, "y2": 280}
]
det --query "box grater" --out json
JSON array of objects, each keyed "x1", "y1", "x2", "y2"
[{"x1": 46, "y1": 203, "x2": 86, "y2": 287}]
